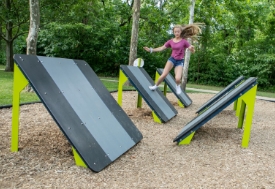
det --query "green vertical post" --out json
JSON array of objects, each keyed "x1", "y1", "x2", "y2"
[
  {"x1": 11, "y1": 64, "x2": 29, "y2": 152},
  {"x1": 152, "y1": 111, "x2": 162, "y2": 123},
  {"x1": 237, "y1": 101, "x2": 246, "y2": 129},
  {"x1": 238, "y1": 85, "x2": 257, "y2": 148},
  {"x1": 137, "y1": 58, "x2": 142, "y2": 108},
  {"x1": 178, "y1": 132, "x2": 195, "y2": 145},
  {"x1": 72, "y1": 147, "x2": 87, "y2": 168},
  {"x1": 117, "y1": 70, "x2": 128, "y2": 106}
]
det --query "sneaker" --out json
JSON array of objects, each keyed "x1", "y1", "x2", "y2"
[
  {"x1": 176, "y1": 85, "x2": 182, "y2": 95},
  {"x1": 149, "y1": 85, "x2": 158, "y2": 91}
]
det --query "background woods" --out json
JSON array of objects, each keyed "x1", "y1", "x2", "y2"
[{"x1": 0, "y1": 0, "x2": 274, "y2": 91}]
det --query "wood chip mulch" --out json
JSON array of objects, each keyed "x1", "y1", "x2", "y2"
[{"x1": 0, "y1": 92, "x2": 274, "y2": 188}]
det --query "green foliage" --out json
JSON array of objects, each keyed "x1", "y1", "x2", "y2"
[
  {"x1": 186, "y1": 0, "x2": 275, "y2": 91},
  {"x1": 1, "y1": 0, "x2": 274, "y2": 91},
  {"x1": 0, "y1": 51, "x2": 6, "y2": 65}
]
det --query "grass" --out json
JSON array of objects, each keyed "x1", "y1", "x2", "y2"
[{"x1": 1, "y1": 71, "x2": 274, "y2": 106}]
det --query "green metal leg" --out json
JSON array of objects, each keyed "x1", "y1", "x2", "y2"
[
  {"x1": 72, "y1": 147, "x2": 87, "y2": 168},
  {"x1": 233, "y1": 99, "x2": 238, "y2": 111},
  {"x1": 163, "y1": 83, "x2": 167, "y2": 96},
  {"x1": 239, "y1": 85, "x2": 257, "y2": 148},
  {"x1": 11, "y1": 64, "x2": 29, "y2": 152},
  {"x1": 152, "y1": 111, "x2": 162, "y2": 123},
  {"x1": 237, "y1": 101, "x2": 246, "y2": 129},
  {"x1": 178, "y1": 100, "x2": 184, "y2": 108},
  {"x1": 117, "y1": 70, "x2": 128, "y2": 106},
  {"x1": 178, "y1": 132, "x2": 195, "y2": 145},
  {"x1": 235, "y1": 98, "x2": 243, "y2": 117},
  {"x1": 137, "y1": 93, "x2": 142, "y2": 108}
]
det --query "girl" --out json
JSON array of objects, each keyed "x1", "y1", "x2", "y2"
[{"x1": 144, "y1": 23, "x2": 202, "y2": 94}]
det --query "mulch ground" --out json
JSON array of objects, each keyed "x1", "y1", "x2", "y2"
[{"x1": 0, "y1": 92, "x2": 274, "y2": 188}]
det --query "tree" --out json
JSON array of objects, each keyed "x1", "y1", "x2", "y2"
[
  {"x1": 128, "y1": 0, "x2": 140, "y2": 66},
  {"x1": 26, "y1": 0, "x2": 40, "y2": 55},
  {"x1": 0, "y1": 0, "x2": 28, "y2": 71},
  {"x1": 25, "y1": 0, "x2": 40, "y2": 92},
  {"x1": 181, "y1": 0, "x2": 195, "y2": 90}
]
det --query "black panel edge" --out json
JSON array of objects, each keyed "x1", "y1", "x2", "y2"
[
  {"x1": 119, "y1": 65, "x2": 168, "y2": 122},
  {"x1": 140, "y1": 67, "x2": 178, "y2": 115},
  {"x1": 196, "y1": 75, "x2": 245, "y2": 114},
  {"x1": 13, "y1": 54, "x2": 112, "y2": 172},
  {"x1": 174, "y1": 77, "x2": 257, "y2": 143},
  {"x1": 121, "y1": 65, "x2": 167, "y2": 121},
  {"x1": 156, "y1": 68, "x2": 192, "y2": 107}
]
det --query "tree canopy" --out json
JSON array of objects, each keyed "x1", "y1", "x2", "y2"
[{"x1": 1, "y1": 0, "x2": 274, "y2": 91}]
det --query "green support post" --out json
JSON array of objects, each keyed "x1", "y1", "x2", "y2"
[
  {"x1": 136, "y1": 58, "x2": 143, "y2": 108},
  {"x1": 72, "y1": 147, "x2": 87, "y2": 168},
  {"x1": 178, "y1": 132, "x2": 195, "y2": 145},
  {"x1": 152, "y1": 111, "x2": 162, "y2": 123},
  {"x1": 236, "y1": 85, "x2": 257, "y2": 148},
  {"x1": 117, "y1": 70, "x2": 128, "y2": 107},
  {"x1": 11, "y1": 64, "x2": 29, "y2": 152}
]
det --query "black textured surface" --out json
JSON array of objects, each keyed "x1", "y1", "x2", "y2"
[
  {"x1": 156, "y1": 68, "x2": 192, "y2": 107},
  {"x1": 120, "y1": 65, "x2": 177, "y2": 123},
  {"x1": 196, "y1": 76, "x2": 245, "y2": 114},
  {"x1": 174, "y1": 77, "x2": 257, "y2": 143},
  {"x1": 13, "y1": 54, "x2": 143, "y2": 172}
]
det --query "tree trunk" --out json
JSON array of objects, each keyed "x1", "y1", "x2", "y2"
[
  {"x1": 181, "y1": 0, "x2": 195, "y2": 90},
  {"x1": 128, "y1": 0, "x2": 140, "y2": 66},
  {"x1": 26, "y1": 0, "x2": 40, "y2": 55},
  {"x1": 26, "y1": 0, "x2": 40, "y2": 92},
  {"x1": 5, "y1": 21, "x2": 13, "y2": 72},
  {"x1": 4, "y1": 0, "x2": 13, "y2": 71}
]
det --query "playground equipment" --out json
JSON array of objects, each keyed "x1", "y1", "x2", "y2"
[
  {"x1": 12, "y1": 54, "x2": 143, "y2": 172},
  {"x1": 155, "y1": 68, "x2": 192, "y2": 108},
  {"x1": 118, "y1": 65, "x2": 178, "y2": 123},
  {"x1": 196, "y1": 75, "x2": 245, "y2": 114},
  {"x1": 174, "y1": 77, "x2": 257, "y2": 148}
]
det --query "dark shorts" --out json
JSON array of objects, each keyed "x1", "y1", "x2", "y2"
[{"x1": 168, "y1": 57, "x2": 184, "y2": 67}]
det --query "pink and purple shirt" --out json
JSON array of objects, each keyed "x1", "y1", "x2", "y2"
[{"x1": 164, "y1": 39, "x2": 190, "y2": 60}]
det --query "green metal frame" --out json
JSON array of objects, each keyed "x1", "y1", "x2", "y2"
[
  {"x1": 117, "y1": 66, "x2": 162, "y2": 123},
  {"x1": 178, "y1": 84, "x2": 257, "y2": 148},
  {"x1": 11, "y1": 64, "x2": 86, "y2": 167},
  {"x1": 236, "y1": 85, "x2": 257, "y2": 148},
  {"x1": 155, "y1": 71, "x2": 184, "y2": 108}
]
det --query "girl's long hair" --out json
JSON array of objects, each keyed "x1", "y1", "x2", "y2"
[{"x1": 174, "y1": 23, "x2": 204, "y2": 40}]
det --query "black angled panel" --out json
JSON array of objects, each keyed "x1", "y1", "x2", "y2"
[
  {"x1": 13, "y1": 54, "x2": 143, "y2": 172},
  {"x1": 156, "y1": 68, "x2": 192, "y2": 107},
  {"x1": 120, "y1": 65, "x2": 177, "y2": 123},
  {"x1": 196, "y1": 76, "x2": 245, "y2": 114},
  {"x1": 174, "y1": 77, "x2": 257, "y2": 143}
]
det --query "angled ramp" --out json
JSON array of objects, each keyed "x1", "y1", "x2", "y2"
[
  {"x1": 119, "y1": 65, "x2": 177, "y2": 123},
  {"x1": 196, "y1": 76, "x2": 245, "y2": 114},
  {"x1": 174, "y1": 77, "x2": 257, "y2": 148},
  {"x1": 12, "y1": 54, "x2": 143, "y2": 172},
  {"x1": 156, "y1": 68, "x2": 192, "y2": 107}
]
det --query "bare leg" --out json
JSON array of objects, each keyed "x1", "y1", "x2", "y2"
[
  {"x1": 155, "y1": 61, "x2": 174, "y2": 86},
  {"x1": 174, "y1": 65, "x2": 183, "y2": 85},
  {"x1": 174, "y1": 65, "x2": 183, "y2": 94}
]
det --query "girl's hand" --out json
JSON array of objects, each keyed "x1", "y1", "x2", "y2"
[
  {"x1": 189, "y1": 45, "x2": 195, "y2": 53},
  {"x1": 143, "y1": 47, "x2": 150, "y2": 52}
]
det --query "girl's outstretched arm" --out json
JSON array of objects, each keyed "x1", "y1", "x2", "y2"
[{"x1": 143, "y1": 45, "x2": 167, "y2": 53}]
